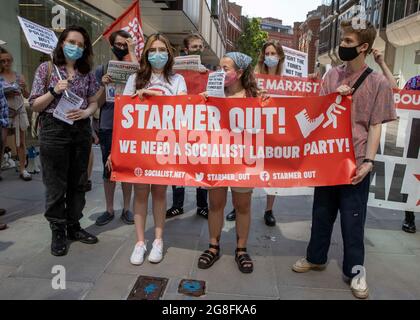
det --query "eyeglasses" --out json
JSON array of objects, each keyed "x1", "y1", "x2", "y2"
[
  {"x1": 65, "y1": 40, "x2": 85, "y2": 49},
  {"x1": 0, "y1": 59, "x2": 12, "y2": 64},
  {"x1": 114, "y1": 42, "x2": 128, "y2": 49}
]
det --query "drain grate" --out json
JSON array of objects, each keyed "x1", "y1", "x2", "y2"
[
  {"x1": 178, "y1": 279, "x2": 206, "y2": 297},
  {"x1": 128, "y1": 276, "x2": 169, "y2": 300}
]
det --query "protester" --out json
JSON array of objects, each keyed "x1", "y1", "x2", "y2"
[
  {"x1": 0, "y1": 47, "x2": 32, "y2": 181},
  {"x1": 371, "y1": 48, "x2": 398, "y2": 89},
  {"x1": 371, "y1": 49, "x2": 417, "y2": 234},
  {"x1": 182, "y1": 33, "x2": 208, "y2": 72},
  {"x1": 401, "y1": 74, "x2": 419, "y2": 234},
  {"x1": 120, "y1": 33, "x2": 187, "y2": 266},
  {"x1": 0, "y1": 78, "x2": 8, "y2": 230},
  {"x1": 94, "y1": 30, "x2": 135, "y2": 226},
  {"x1": 166, "y1": 33, "x2": 209, "y2": 220},
  {"x1": 226, "y1": 40, "x2": 285, "y2": 226},
  {"x1": 29, "y1": 25, "x2": 100, "y2": 256},
  {"x1": 198, "y1": 52, "x2": 259, "y2": 274},
  {"x1": 292, "y1": 20, "x2": 396, "y2": 299}
]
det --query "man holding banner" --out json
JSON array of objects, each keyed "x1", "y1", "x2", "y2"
[
  {"x1": 166, "y1": 33, "x2": 209, "y2": 220},
  {"x1": 94, "y1": 30, "x2": 136, "y2": 227},
  {"x1": 292, "y1": 20, "x2": 396, "y2": 299}
]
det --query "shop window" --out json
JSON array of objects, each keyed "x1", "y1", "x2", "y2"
[
  {"x1": 18, "y1": 0, "x2": 114, "y2": 85},
  {"x1": 406, "y1": 0, "x2": 419, "y2": 16}
]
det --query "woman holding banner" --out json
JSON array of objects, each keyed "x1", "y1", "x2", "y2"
[
  {"x1": 121, "y1": 33, "x2": 187, "y2": 266},
  {"x1": 198, "y1": 52, "x2": 259, "y2": 274},
  {"x1": 29, "y1": 26, "x2": 100, "y2": 257},
  {"x1": 225, "y1": 41, "x2": 285, "y2": 227}
]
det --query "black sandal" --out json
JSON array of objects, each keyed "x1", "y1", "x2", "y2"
[
  {"x1": 198, "y1": 244, "x2": 220, "y2": 269},
  {"x1": 235, "y1": 248, "x2": 253, "y2": 273}
]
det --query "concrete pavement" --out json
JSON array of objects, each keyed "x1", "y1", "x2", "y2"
[{"x1": 0, "y1": 146, "x2": 419, "y2": 300}]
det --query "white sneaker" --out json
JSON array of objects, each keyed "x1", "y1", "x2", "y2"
[
  {"x1": 350, "y1": 273, "x2": 369, "y2": 299},
  {"x1": 130, "y1": 242, "x2": 147, "y2": 265},
  {"x1": 292, "y1": 257, "x2": 326, "y2": 273},
  {"x1": 148, "y1": 239, "x2": 164, "y2": 264},
  {"x1": 20, "y1": 170, "x2": 32, "y2": 181}
]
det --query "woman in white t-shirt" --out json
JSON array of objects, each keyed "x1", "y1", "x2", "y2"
[{"x1": 122, "y1": 34, "x2": 187, "y2": 266}]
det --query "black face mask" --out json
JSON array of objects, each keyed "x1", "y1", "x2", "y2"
[
  {"x1": 112, "y1": 46, "x2": 129, "y2": 60},
  {"x1": 338, "y1": 43, "x2": 364, "y2": 61},
  {"x1": 188, "y1": 50, "x2": 203, "y2": 56}
]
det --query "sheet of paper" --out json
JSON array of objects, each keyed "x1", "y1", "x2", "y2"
[
  {"x1": 106, "y1": 60, "x2": 139, "y2": 84},
  {"x1": 105, "y1": 83, "x2": 126, "y2": 103},
  {"x1": 206, "y1": 71, "x2": 226, "y2": 97},
  {"x1": 53, "y1": 91, "x2": 83, "y2": 125},
  {"x1": 173, "y1": 55, "x2": 202, "y2": 71}
]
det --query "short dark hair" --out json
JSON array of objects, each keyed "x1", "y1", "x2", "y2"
[
  {"x1": 183, "y1": 33, "x2": 203, "y2": 49},
  {"x1": 53, "y1": 25, "x2": 93, "y2": 75},
  {"x1": 109, "y1": 30, "x2": 132, "y2": 46}
]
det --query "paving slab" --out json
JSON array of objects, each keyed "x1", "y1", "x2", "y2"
[
  {"x1": 11, "y1": 235, "x2": 126, "y2": 283},
  {"x1": 0, "y1": 277, "x2": 92, "y2": 300}
]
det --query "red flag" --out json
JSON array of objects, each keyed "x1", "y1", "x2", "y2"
[{"x1": 102, "y1": 0, "x2": 145, "y2": 60}]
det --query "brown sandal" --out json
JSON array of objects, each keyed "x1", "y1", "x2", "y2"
[
  {"x1": 198, "y1": 244, "x2": 220, "y2": 269},
  {"x1": 235, "y1": 248, "x2": 253, "y2": 273}
]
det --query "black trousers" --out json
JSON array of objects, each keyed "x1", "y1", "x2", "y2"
[
  {"x1": 171, "y1": 186, "x2": 208, "y2": 209},
  {"x1": 40, "y1": 114, "x2": 91, "y2": 226},
  {"x1": 306, "y1": 174, "x2": 370, "y2": 278}
]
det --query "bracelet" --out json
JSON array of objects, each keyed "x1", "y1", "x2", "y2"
[
  {"x1": 363, "y1": 159, "x2": 374, "y2": 170},
  {"x1": 48, "y1": 87, "x2": 61, "y2": 98}
]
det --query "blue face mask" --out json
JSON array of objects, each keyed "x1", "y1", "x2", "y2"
[
  {"x1": 264, "y1": 56, "x2": 279, "y2": 68},
  {"x1": 148, "y1": 52, "x2": 168, "y2": 70},
  {"x1": 63, "y1": 43, "x2": 84, "y2": 61}
]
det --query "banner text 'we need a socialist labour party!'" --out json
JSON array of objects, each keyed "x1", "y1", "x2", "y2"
[{"x1": 110, "y1": 93, "x2": 355, "y2": 188}]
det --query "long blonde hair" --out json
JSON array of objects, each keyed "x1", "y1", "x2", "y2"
[{"x1": 255, "y1": 41, "x2": 285, "y2": 75}]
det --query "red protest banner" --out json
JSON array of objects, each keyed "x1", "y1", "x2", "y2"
[
  {"x1": 177, "y1": 70, "x2": 209, "y2": 95},
  {"x1": 393, "y1": 89, "x2": 420, "y2": 111},
  {"x1": 176, "y1": 71, "x2": 321, "y2": 97},
  {"x1": 256, "y1": 74, "x2": 321, "y2": 97},
  {"x1": 103, "y1": 0, "x2": 144, "y2": 60},
  {"x1": 110, "y1": 94, "x2": 356, "y2": 188}
]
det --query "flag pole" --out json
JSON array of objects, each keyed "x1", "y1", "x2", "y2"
[
  {"x1": 50, "y1": 53, "x2": 69, "y2": 97},
  {"x1": 92, "y1": 34, "x2": 103, "y2": 47}
]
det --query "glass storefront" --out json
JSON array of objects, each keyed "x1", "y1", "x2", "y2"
[
  {"x1": 1, "y1": 0, "x2": 115, "y2": 88},
  {"x1": 388, "y1": 0, "x2": 420, "y2": 24}
]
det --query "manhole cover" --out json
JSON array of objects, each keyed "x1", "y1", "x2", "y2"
[
  {"x1": 128, "y1": 276, "x2": 168, "y2": 300},
  {"x1": 178, "y1": 279, "x2": 206, "y2": 297}
]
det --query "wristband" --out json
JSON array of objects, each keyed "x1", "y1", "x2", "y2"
[
  {"x1": 49, "y1": 87, "x2": 61, "y2": 99},
  {"x1": 363, "y1": 159, "x2": 374, "y2": 168}
]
